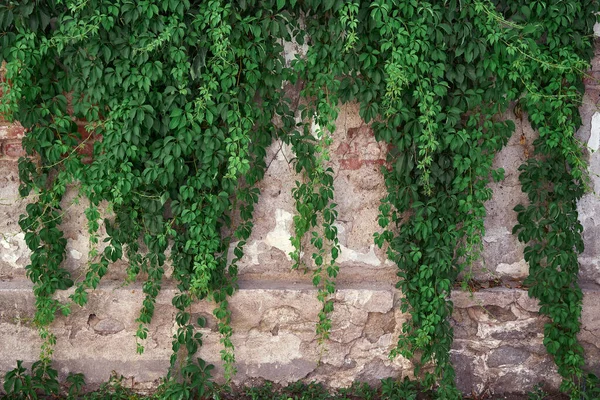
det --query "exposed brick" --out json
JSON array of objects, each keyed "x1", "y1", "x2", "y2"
[
  {"x1": 75, "y1": 121, "x2": 96, "y2": 159},
  {"x1": 3, "y1": 140, "x2": 26, "y2": 158},
  {"x1": 77, "y1": 142, "x2": 95, "y2": 158},
  {"x1": 335, "y1": 142, "x2": 350, "y2": 155},
  {"x1": 363, "y1": 159, "x2": 386, "y2": 167},
  {"x1": 339, "y1": 125, "x2": 386, "y2": 170},
  {"x1": 347, "y1": 125, "x2": 373, "y2": 139},
  {"x1": 76, "y1": 121, "x2": 93, "y2": 139},
  {"x1": 340, "y1": 158, "x2": 363, "y2": 170},
  {"x1": 0, "y1": 123, "x2": 25, "y2": 140}
]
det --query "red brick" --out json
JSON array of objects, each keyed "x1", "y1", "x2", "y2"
[
  {"x1": 76, "y1": 121, "x2": 93, "y2": 139},
  {"x1": 77, "y1": 142, "x2": 95, "y2": 157},
  {"x1": 3, "y1": 140, "x2": 26, "y2": 158},
  {"x1": 0, "y1": 123, "x2": 25, "y2": 140},
  {"x1": 340, "y1": 158, "x2": 363, "y2": 170},
  {"x1": 335, "y1": 142, "x2": 350, "y2": 155},
  {"x1": 363, "y1": 159, "x2": 386, "y2": 167},
  {"x1": 347, "y1": 125, "x2": 373, "y2": 139},
  {"x1": 74, "y1": 121, "x2": 97, "y2": 159}
]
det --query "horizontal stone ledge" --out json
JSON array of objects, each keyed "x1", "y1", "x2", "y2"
[
  {"x1": 1, "y1": 280, "x2": 600, "y2": 393},
  {"x1": 0, "y1": 278, "x2": 399, "y2": 310},
  {"x1": 3, "y1": 278, "x2": 600, "y2": 309}
]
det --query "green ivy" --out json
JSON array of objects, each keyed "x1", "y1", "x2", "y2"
[
  {"x1": 361, "y1": 2, "x2": 517, "y2": 396},
  {"x1": 507, "y1": 0, "x2": 598, "y2": 395},
  {"x1": 0, "y1": 0, "x2": 598, "y2": 398}
]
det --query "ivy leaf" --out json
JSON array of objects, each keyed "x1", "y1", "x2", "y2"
[{"x1": 491, "y1": 168, "x2": 505, "y2": 182}]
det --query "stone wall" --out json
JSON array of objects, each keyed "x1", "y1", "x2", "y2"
[{"x1": 2, "y1": 44, "x2": 600, "y2": 397}]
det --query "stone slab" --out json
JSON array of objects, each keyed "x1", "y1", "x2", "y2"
[{"x1": 0, "y1": 281, "x2": 599, "y2": 395}]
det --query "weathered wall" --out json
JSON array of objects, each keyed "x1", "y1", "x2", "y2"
[{"x1": 2, "y1": 42, "x2": 600, "y2": 396}]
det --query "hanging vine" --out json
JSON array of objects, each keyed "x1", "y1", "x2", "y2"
[
  {"x1": 0, "y1": 0, "x2": 599, "y2": 398},
  {"x1": 361, "y1": 2, "x2": 517, "y2": 396},
  {"x1": 504, "y1": 0, "x2": 599, "y2": 396}
]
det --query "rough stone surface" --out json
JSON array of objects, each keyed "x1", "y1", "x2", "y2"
[
  {"x1": 447, "y1": 287, "x2": 591, "y2": 394},
  {"x1": 92, "y1": 318, "x2": 125, "y2": 335},
  {"x1": 231, "y1": 102, "x2": 395, "y2": 286},
  {"x1": 1, "y1": 282, "x2": 600, "y2": 395},
  {"x1": 0, "y1": 282, "x2": 411, "y2": 389},
  {"x1": 487, "y1": 346, "x2": 531, "y2": 368}
]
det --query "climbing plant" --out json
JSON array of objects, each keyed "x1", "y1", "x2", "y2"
[
  {"x1": 506, "y1": 0, "x2": 598, "y2": 395},
  {"x1": 0, "y1": 0, "x2": 598, "y2": 398}
]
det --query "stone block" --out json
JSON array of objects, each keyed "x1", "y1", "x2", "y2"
[
  {"x1": 0, "y1": 123, "x2": 24, "y2": 140},
  {"x1": 2, "y1": 140, "x2": 26, "y2": 158},
  {"x1": 487, "y1": 346, "x2": 531, "y2": 367}
]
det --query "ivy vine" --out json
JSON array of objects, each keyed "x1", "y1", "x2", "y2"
[
  {"x1": 1, "y1": 0, "x2": 599, "y2": 398},
  {"x1": 506, "y1": 0, "x2": 598, "y2": 395}
]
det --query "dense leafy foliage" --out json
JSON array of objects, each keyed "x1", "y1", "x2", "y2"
[
  {"x1": 509, "y1": 0, "x2": 597, "y2": 393},
  {"x1": 3, "y1": 359, "x2": 85, "y2": 399},
  {"x1": 1, "y1": 0, "x2": 598, "y2": 398},
  {"x1": 0, "y1": 365, "x2": 444, "y2": 400}
]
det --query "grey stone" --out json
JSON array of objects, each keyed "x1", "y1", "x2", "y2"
[
  {"x1": 492, "y1": 358, "x2": 560, "y2": 394},
  {"x1": 481, "y1": 305, "x2": 517, "y2": 322},
  {"x1": 491, "y1": 330, "x2": 537, "y2": 341},
  {"x1": 239, "y1": 360, "x2": 317, "y2": 383},
  {"x1": 93, "y1": 318, "x2": 125, "y2": 335},
  {"x1": 582, "y1": 342, "x2": 600, "y2": 376},
  {"x1": 450, "y1": 308, "x2": 479, "y2": 339},
  {"x1": 487, "y1": 346, "x2": 531, "y2": 367},
  {"x1": 451, "y1": 352, "x2": 476, "y2": 393},
  {"x1": 363, "y1": 311, "x2": 396, "y2": 343},
  {"x1": 354, "y1": 360, "x2": 397, "y2": 384}
]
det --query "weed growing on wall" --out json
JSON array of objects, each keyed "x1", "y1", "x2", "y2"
[{"x1": 0, "y1": 0, "x2": 598, "y2": 398}]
